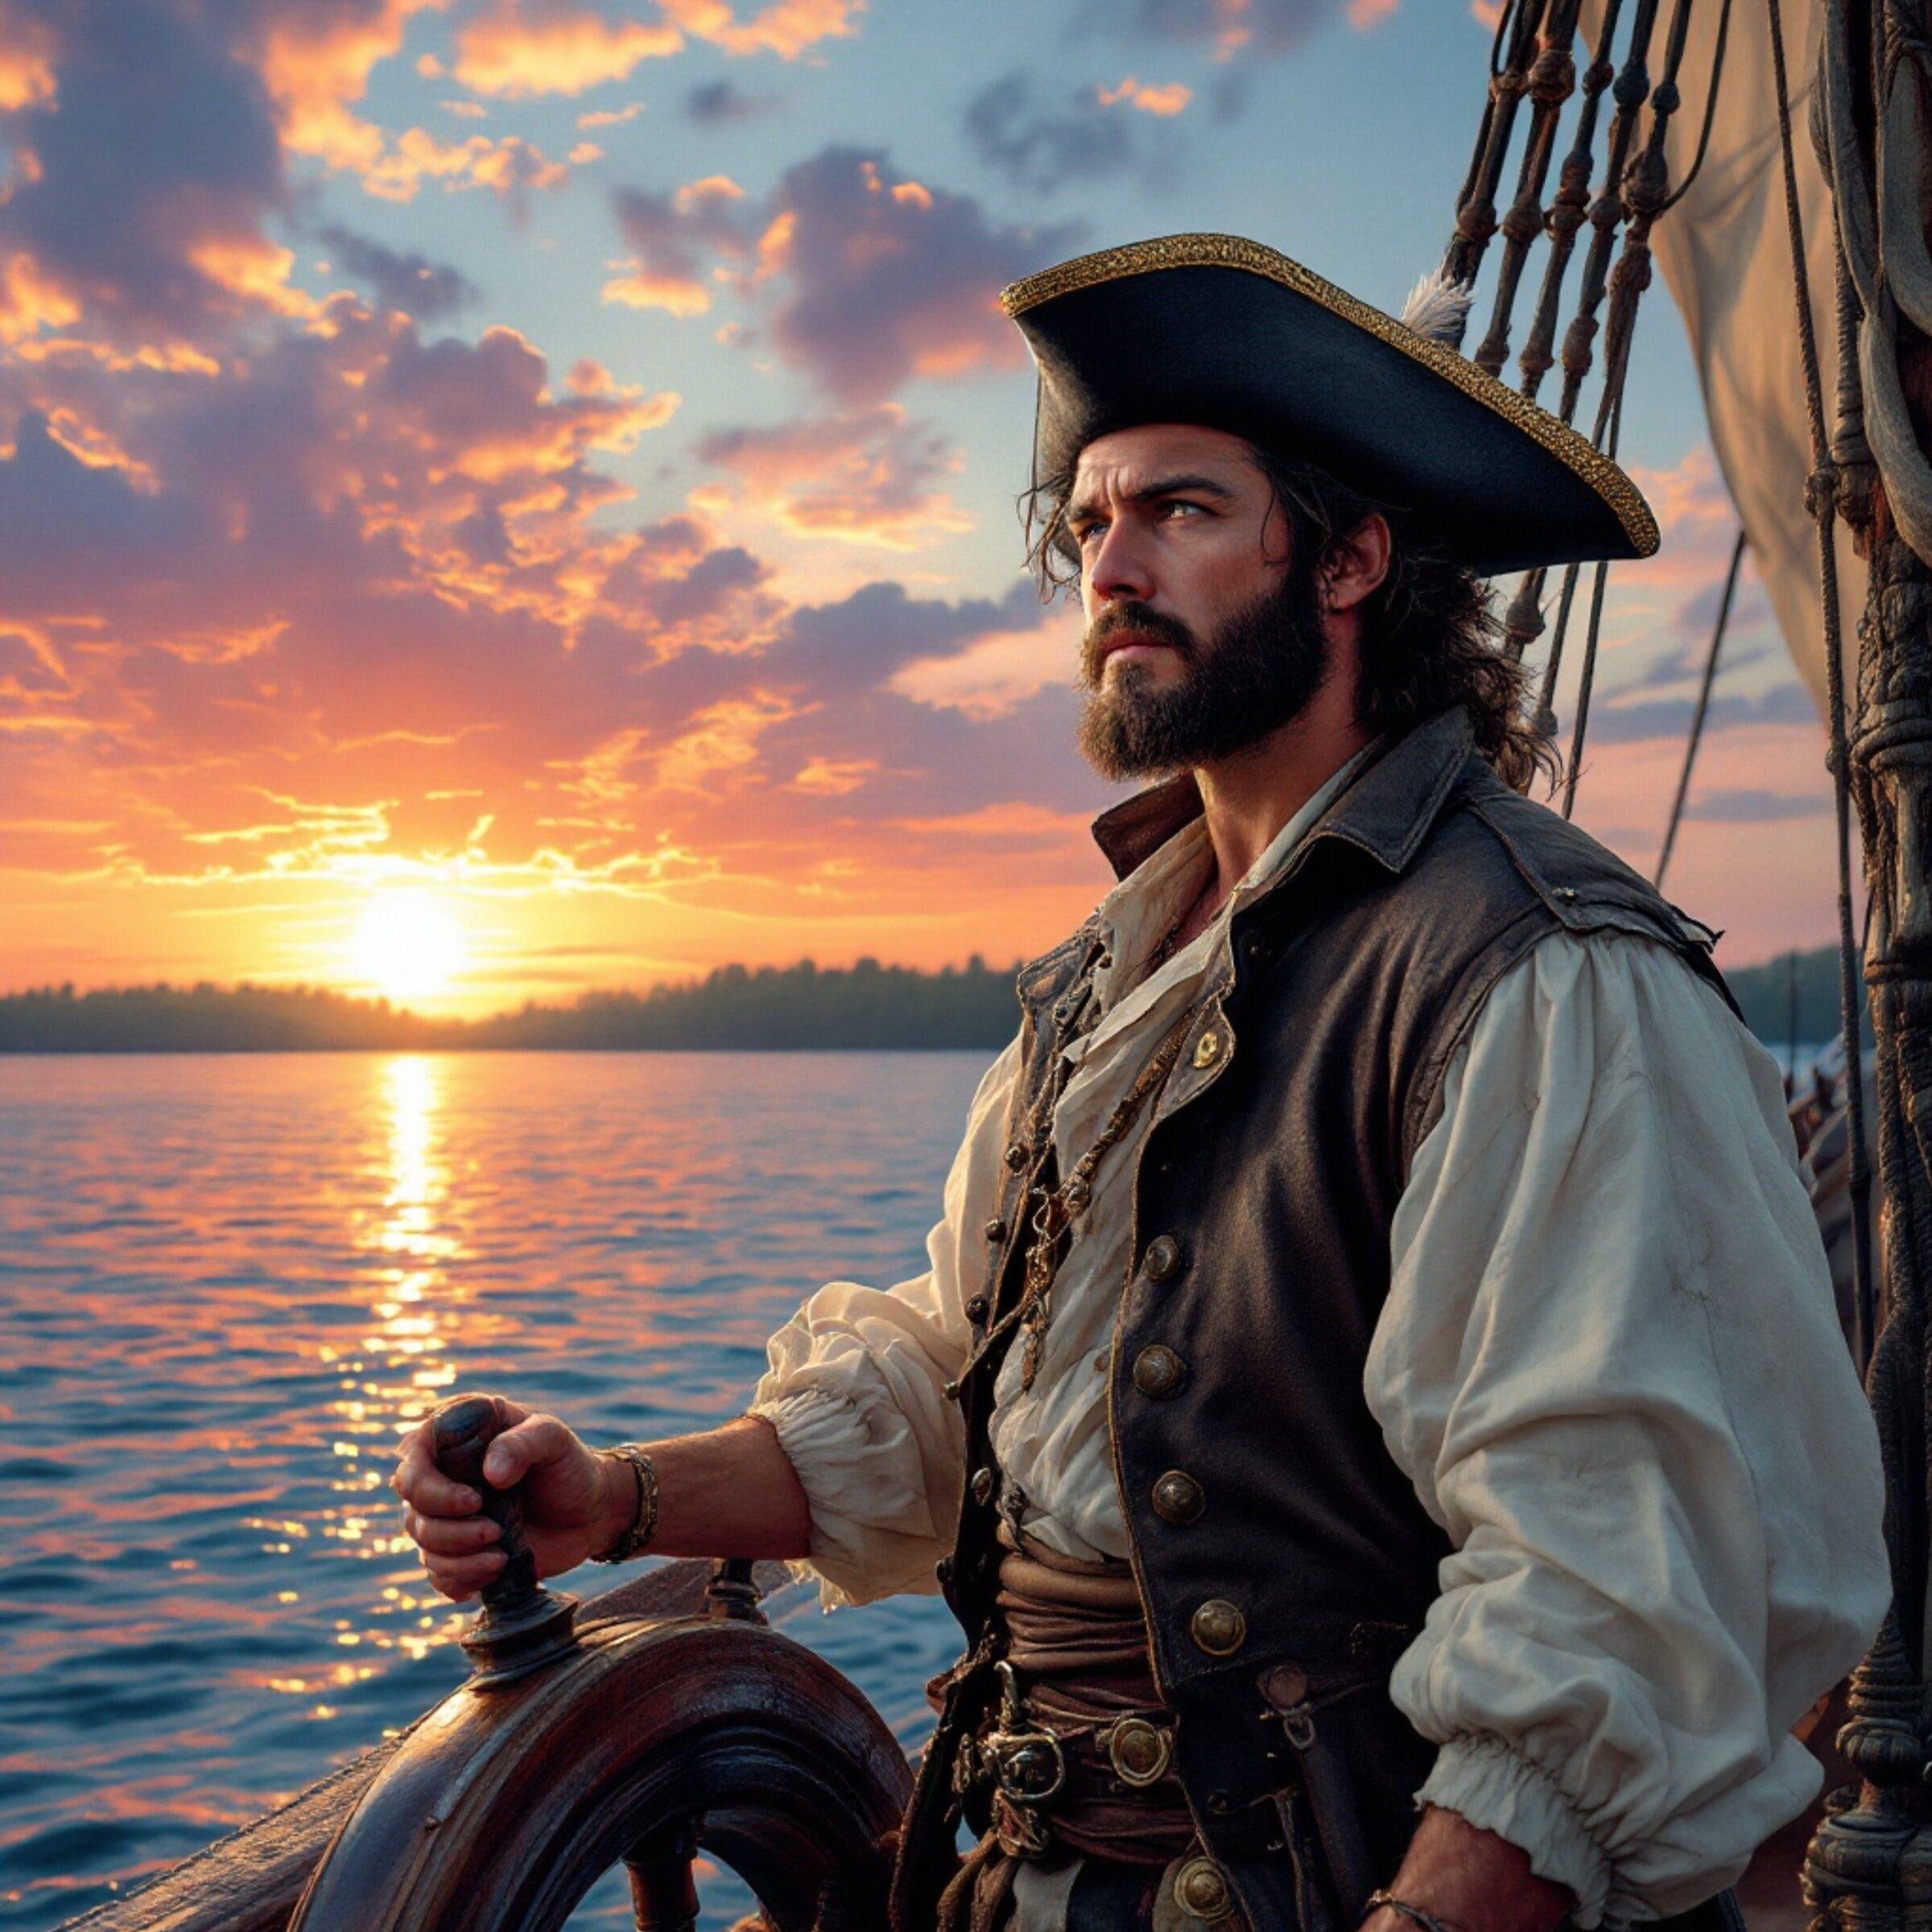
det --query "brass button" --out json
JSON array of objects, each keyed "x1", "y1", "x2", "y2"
[
  {"x1": 1257, "y1": 1662, "x2": 1308, "y2": 1711},
  {"x1": 970, "y1": 1467, "x2": 996, "y2": 1506},
  {"x1": 1173, "y1": 1854, "x2": 1232, "y2": 1921},
  {"x1": 1141, "y1": 1235, "x2": 1183, "y2": 1282},
  {"x1": 983, "y1": 1216, "x2": 1007, "y2": 1243},
  {"x1": 1104, "y1": 1715, "x2": 1171, "y2": 1788},
  {"x1": 1132, "y1": 1344, "x2": 1185, "y2": 1397},
  {"x1": 1192, "y1": 1029, "x2": 1222, "y2": 1069},
  {"x1": 1003, "y1": 1141, "x2": 1028, "y2": 1172},
  {"x1": 1191, "y1": 1598, "x2": 1247, "y2": 1656},
  {"x1": 1151, "y1": 1470, "x2": 1204, "y2": 1524}
]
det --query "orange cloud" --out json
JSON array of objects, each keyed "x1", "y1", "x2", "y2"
[
  {"x1": 360, "y1": 128, "x2": 572, "y2": 203},
  {"x1": 696, "y1": 405, "x2": 974, "y2": 551},
  {"x1": 890, "y1": 612, "x2": 1075, "y2": 721},
  {"x1": 187, "y1": 237, "x2": 320, "y2": 320},
  {"x1": 1347, "y1": 0, "x2": 1399, "y2": 23},
  {"x1": 602, "y1": 261, "x2": 712, "y2": 316},
  {"x1": 657, "y1": 0, "x2": 865, "y2": 60},
  {"x1": 789, "y1": 757, "x2": 878, "y2": 795},
  {"x1": 577, "y1": 101, "x2": 644, "y2": 129},
  {"x1": 0, "y1": 250, "x2": 80, "y2": 344},
  {"x1": 1096, "y1": 76, "x2": 1193, "y2": 116},
  {"x1": 254, "y1": 0, "x2": 448, "y2": 178},
  {"x1": 0, "y1": 7, "x2": 57, "y2": 112},
  {"x1": 655, "y1": 693, "x2": 796, "y2": 793},
  {"x1": 452, "y1": 6, "x2": 682, "y2": 98}
]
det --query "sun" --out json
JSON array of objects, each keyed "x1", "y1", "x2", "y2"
[{"x1": 349, "y1": 892, "x2": 467, "y2": 1007}]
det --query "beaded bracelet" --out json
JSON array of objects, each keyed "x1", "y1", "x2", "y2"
[
  {"x1": 1364, "y1": 1894, "x2": 1472, "y2": 1932},
  {"x1": 589, "y1": 1444, "x2": 659, "y2": 1563}
]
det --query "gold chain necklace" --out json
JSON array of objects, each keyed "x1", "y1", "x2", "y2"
[{"x1": 956, "y1": 996, "x2": 1199, "y2": 1396}]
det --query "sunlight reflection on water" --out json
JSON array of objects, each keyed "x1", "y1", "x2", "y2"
[{"x1": 0, "y1": 1051, "x2": 989, "y2": 1930}]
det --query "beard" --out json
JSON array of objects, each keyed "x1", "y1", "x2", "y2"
[{"x1": 1075, "y1": 563, "x2": 1331, "y2": 782}]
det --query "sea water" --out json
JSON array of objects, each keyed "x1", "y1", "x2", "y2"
[{"x1": 0, "y1": 1051, "x2": 988, "y2": 1930}]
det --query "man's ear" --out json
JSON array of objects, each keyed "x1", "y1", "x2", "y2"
[{"x1": 1320, "y1": 514, "x2": 1393, "y2": 613}]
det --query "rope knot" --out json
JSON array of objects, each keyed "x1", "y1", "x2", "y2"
[{"x1": 1805, "y1": 464, "x2": 1839, "y2": 521}]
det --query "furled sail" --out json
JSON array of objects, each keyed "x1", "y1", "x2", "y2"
[{"x1": 1578, "y1": 0, "x2": 1864, "y2": 715}]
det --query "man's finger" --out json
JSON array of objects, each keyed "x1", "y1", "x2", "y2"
[
  {"x1": 425, "y1": 1548, "x2": 506, "y2": 1595},
  {"x1": 481, "y1": 1413, "x2": 574, "y2": 1488},
  {"x1": 394, "y1": 1421, "x2": 480, "y2": 1517},
  {"x1": 411, "y1": 1511, "x2": 503, "y2": 1557}
]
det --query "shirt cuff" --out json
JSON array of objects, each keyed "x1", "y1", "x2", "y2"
[
  {"x1": 1416, "y1": 1734, "x2": 1612, "y2": 1928},
  {"x1": 748, "y1": 1387, "x2": 939, "y2": 1611}
]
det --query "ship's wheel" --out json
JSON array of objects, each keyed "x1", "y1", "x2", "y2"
[{"x1": 288, "y1": 1397, "x2": 912, "y2": 1932}]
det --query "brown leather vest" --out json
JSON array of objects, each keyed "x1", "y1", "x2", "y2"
[{"x1": 890, "y1": 709, "x2": 1737, "y2": 1931}]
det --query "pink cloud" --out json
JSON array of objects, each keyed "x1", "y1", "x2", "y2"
[
  {"x1": 1096, "y1": 76, "x2": 1194, "y2": 116},
  {"x1": 657, "y1": 0, "x2": 865, "y2": 60},
  {"x1": 695, "y1": 405, "x2": 973, "y2": 550}
]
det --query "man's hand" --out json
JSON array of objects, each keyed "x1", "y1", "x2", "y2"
[
  {"x1": 392, "y1": 1395, "x2": 631, "y2": 1600},
  {"x1": 1360, "y1": 1805, "x2": 1574, "y2": 1932}
]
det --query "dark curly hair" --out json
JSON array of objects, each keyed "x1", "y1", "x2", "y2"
[{"x1": 1022, "y1": 438, "x2": 1557, "y2": 796}]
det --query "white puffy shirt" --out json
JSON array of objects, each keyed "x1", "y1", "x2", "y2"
[{"x1": 751, "y1": 770, "x2": 1889, "y2": 1926}]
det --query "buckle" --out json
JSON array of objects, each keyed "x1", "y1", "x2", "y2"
[{"x1": 982, "y1": 1662, "x2": 1067, "y2": 1807}]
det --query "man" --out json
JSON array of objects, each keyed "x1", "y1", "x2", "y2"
[{"x1": 395, "y1": 235, "x2": 1889, "y2": 1932}]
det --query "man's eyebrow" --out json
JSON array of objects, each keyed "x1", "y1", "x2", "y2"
[{"x1": 1067, "y1": 473, "x2": 1237, "y2": 522}]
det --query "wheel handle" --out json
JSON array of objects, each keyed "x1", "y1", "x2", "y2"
[{"x1": 431, "y1": 1393, "x2": 580, "y2": 1685}]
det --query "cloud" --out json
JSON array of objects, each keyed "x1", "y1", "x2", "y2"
[
  {"x1": 605, "y1": 175, "x2": 751, "y2": 315},
  {"x1": 694, "y1": 405, "x2": 973, "y2": 549},
  {"x1": 1097, "y1": 76, "x2": 1192, "y2": 115},
  {"x1": 683, "y1": 78, "x2": 782, "y2": 123},
  {"x1": 452, "y1": 4, "x2": 683, "y2": 99},
  {"x1": 964, "y1": 73, "x2": 1141, "y2": 192},
  {"x1": 248, "y1": 0, "x2": 447, "y2": 179},
  {"x1": 889, "y1": 606, "x2": 1075, "y2": 720},
  {"x1": 605, "y1": 147, "x2": 1071, "y2": 397},
  {"x1": 605, "y1": 147, "x2": 1071, "y2": 398},
  {"x1": 0, "y1": 0, "x2": 290, "y2": 346},
  {"x1": 657, "y1": 0, "x2": 865, "y2": 60},
  {"x1": 761, "y1": 149, "x2": 1075, "y2": 402},
  {"x1": 579, "y1": 101, "x2": 645, "y2": 129},
  {"x1": 1682, "y1": 786, "x2": 1829, "y2": 824},
  {"x1": 316, "y1": 226, "x2": 478, "y2": 320},
  {"x1": 1131, "y1": 0, "x2": 1389, "y2": 59}
]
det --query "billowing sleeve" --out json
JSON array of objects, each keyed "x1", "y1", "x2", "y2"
[
  {"x1": 1368, "y1": 931, "x2": 1889, "y2": 1927},
  {"x1": 749, "y1": 1037, "x2": 1021, "y2": 1609}
]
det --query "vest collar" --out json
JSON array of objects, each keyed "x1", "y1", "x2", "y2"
[{"x1": 1088, "y1": 707, "x2": 1477, "y2": 885}]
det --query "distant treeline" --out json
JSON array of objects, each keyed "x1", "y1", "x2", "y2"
[
  {"x1": 0, "y1": 959, "x2": 1028, "y2": 1053},
  {"x1": 1725, "y1": 943, "x2": 1868, "y2": 1048},
  {"x1": 0, "y1": 944, "x2": 1861, "y2": 1054}
]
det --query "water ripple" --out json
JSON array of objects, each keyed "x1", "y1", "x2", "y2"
[{"x1": 0, "y1": 1051, "x2": 987, "y2": 1929}]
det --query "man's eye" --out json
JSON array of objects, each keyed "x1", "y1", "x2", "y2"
[
  {"x1": 1161, "y1": 500, "x2": 1204, "y2": 520},
  {"x1": 1075, "y1": 522, "x2": 1105, "y2": 545}
]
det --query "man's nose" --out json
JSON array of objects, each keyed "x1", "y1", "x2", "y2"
[{"x1": 1085, "y1": 519, "x2": 1157, "y2": 611}]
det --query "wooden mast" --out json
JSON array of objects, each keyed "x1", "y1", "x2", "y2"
[{"x1": 1797, "y1": 0, "x2": 1932, "y2": 1921}]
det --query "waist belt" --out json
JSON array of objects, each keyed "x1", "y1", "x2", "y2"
[{"x1": 961, "y1": 1530, "x2": 1195, "y2": 1866}]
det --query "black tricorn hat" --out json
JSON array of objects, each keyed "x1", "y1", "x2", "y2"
[{"x1": 1001, "y1": 234, "x2": 1657, "y2": 579}]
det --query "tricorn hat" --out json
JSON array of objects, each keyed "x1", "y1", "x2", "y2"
[{"x1": 1001, "y1": 233, "x2": 1657, "y2": 579}]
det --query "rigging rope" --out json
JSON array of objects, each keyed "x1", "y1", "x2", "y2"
[
  {"x1": 1765, "y1": 0, "x2": 1875, "y2": 1356},
  {"x1": 1653, "y1": 526, "x2": 1747, "y2": 890}
]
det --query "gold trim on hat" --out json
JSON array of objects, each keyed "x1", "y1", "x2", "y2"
[{"x1": 1000, "y1": 233, "x2": 1658, "y2": 560}]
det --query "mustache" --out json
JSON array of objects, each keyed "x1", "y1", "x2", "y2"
[{"x1": 1080, "y1": 603, "x2": 1199, "y2": 684}]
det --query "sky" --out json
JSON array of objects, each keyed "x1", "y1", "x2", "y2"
[{"x1": 0, "y1": 0, "x2": 1841, "y2": 1017}]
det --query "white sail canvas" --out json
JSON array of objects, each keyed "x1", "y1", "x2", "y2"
[{"x1": 1579, "y1": 0, "x2": 1864, "y2": 716}]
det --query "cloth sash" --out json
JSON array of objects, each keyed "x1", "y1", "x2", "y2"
[{"x1": 935, "y1": 1530, "x2": 1213, "y2": 1932}]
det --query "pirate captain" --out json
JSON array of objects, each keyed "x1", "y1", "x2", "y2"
[{"x1": 394, "y1": 236, "x2": 1889, "y2": 1932}]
